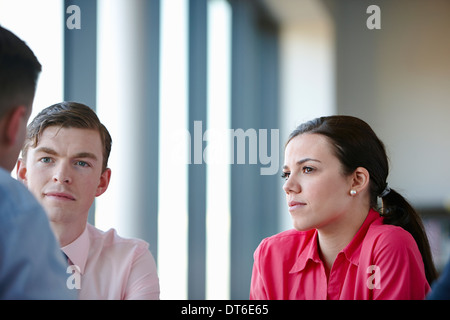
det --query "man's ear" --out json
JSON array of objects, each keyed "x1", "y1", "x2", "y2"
[
  {"x1": 351, "y1": 166, "x2": 370, "y2": 194},
  {"x1": 16, "y1": 158, "x2": 28, "y2": 184},
  {"x1": 95, "y1": 168, "x2": 111, "y2": 197},
  {"x1": 5, "y1": 106, "x2": 27, "y2": 146}
]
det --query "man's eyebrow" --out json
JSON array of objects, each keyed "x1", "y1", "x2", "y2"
[
  {"x1": 283, "y1": 158, "x2": 321, "y2": 170},
  {"x1": 34, "y1": 147, "x2": 58, "y2": 155},
  {"x1": 34, "y1": 147, "x2": 98, "y2": 161},
  {"x1": 74, "y1": 152, "x2": 98, "y2": 161}
]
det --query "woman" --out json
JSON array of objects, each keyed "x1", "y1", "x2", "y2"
[{"x1": 250, "y1": 115, "x2": 437, "y2": 300}]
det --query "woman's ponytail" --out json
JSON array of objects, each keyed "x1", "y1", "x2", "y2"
[{"x1": 380, "y1": 188, "x2": 438, "y2": 285}]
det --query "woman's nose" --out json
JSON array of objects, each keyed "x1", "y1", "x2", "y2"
[{"x1": 283, "y1": 176, "x2": 301, "y2": 194}]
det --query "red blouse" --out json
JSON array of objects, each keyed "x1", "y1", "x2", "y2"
[{"x1": 250, "y1": 209, "x2": 430, "y2": 300}]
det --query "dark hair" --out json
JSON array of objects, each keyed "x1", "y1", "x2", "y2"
[
  {"x1": 0, "y1": 26, "x2": 42, "y2": 117},
  {"x1": 287, "y1": 115, "x2": 437, "y2": 285},
  {"x1": 22, "y1": 102, "x2": 112, "y2": 172}
]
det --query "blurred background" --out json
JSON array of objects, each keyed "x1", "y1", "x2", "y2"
[{"x1": 1, "y1": 0, "x2": 450, "y2": 299}]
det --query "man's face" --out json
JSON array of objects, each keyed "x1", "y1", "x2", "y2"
[{"x1": 18, "y1": 126, "x2": 110, "y2": 226}]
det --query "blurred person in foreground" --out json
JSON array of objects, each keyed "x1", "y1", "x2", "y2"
[
  {"x1": 427, "y1": 257, "x2": 450, "y2": 299},
  {"x1": 0, "y1": 25, "x2": 75, "y2": 299}
]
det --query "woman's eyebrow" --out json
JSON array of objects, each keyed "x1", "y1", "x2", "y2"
[
  {"x1": 283, "y1": 158, "x2": 321, "y2": 170},
  {"x1": 296, "y1": 158, "x2": 321, "y2": 165}
]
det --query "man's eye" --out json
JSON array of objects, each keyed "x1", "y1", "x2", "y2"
[
  {"x1": 40, "y1": 157, "x2": 52, "y2": 163},
  {"x1": 75, "y1": 161, "x2": 89, "y2": 167}
]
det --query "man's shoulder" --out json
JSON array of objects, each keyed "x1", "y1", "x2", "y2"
[
  {"x1": 87, "y1": 223, "x2": 150, "y2": 252},
  {"x1": 0, "y1": 169, "x2": 37, "y2": 201},
  {"x1": 0, "y1": 171, "x2": 75, "y2": 300},
  {"x1": 0, "y1": 169, "x2": 46, "y2": 224}
]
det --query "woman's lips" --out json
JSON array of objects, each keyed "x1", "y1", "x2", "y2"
[{"x1": 288, "y1": 201, "x2": 306, "y2": 211}]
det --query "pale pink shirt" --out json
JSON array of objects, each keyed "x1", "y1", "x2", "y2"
[
  {"x1": 250, "y1": 209, "x2": 430, "y2": 300},
  {"x1": 62, "y1": 223, "x2": 160, "y2": 300}
]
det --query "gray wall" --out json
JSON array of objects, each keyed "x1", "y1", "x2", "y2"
[{"x1": 331, "y1": 0, "x2": 450, "y2": 209}]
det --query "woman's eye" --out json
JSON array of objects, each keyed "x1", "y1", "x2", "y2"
[
  {"x1": 302, "y1": 166, "x2": 314, "y2": 174},
  {"x1": 281, "y1": 172, "x2": 290, "y2": 180}
]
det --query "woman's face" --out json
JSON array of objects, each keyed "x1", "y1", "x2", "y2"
[{"x1": 282, "y1": 133, "x2": 355, "y2": 231}]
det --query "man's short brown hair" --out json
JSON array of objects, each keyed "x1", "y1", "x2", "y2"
[{"x1": 22, "y1": 102, "x2": 112, "y2": 172}]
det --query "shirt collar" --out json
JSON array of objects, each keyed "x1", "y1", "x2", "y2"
[
  {"x1": 289, "y1": 208, "x2": 381, "y2": 273},
  {"x1": 289, "y1": 230, "x2": 321, "y2": 273},
  {"x1": 61, "y1": 225, "x2": 90, "y2": 274}
]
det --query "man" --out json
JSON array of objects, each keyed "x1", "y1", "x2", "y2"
[
  {"x1": 0, "y1": 25, "x2": 75, "y2": 299},
  {"x1": 17, "y1": 101, "x2": 160, "y2": 299},
  {"x1": 427, "y1": 258, "x2": 450, "y2": 300}
]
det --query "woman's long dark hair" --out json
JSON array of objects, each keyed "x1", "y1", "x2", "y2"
[{"x1": 287, "y1": 115, "x2": 437, "y2": 285}]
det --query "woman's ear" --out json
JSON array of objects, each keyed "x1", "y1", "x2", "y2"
[{"x1": 351, "y1": 167, "x2": 370, "y2": 194}]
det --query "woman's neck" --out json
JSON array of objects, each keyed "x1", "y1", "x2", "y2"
[{"x1": 316, "y1": 206, "x2": 369, "y2": 275}]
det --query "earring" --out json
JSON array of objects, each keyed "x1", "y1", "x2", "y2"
[{"x1": 350, "y1": 189, "x2": 357, "y2": 196}]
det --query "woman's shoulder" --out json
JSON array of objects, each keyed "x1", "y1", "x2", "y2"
[
  {"x1": 260, "y1": 228, "x2": 315, "y2": 244},
  {"x1": 255, "y1": 228, "x2": 316, "y2": 257},
  {"x1": 364, "y1": 219, "x2": 419, "y2": 253}
]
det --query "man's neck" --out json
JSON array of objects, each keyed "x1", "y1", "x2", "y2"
[
  {"x1": 316, "y1": 206, "x2": 369, "y2": 274},
  {"x1": 50, "y1": 221, "x2": 86, "y2": 247}
]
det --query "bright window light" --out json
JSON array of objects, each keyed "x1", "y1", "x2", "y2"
[
  {"x1": 158, "y1": 0, "x2": 189, "y2": 300},
  {"x1": 0, "y1": 0, "x2": 64, "y2": 121},
  {"x1": 95, "y1": 0, "x2": 126, "y2": 232},
  {"x1": 206, "y1": 0, "x2": 232, "y2": 300}
]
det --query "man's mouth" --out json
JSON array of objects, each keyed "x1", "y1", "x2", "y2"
[{"x1": 45, "y1": 192, "x2": 76, "y2": 201}]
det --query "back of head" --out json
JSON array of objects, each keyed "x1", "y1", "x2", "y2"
[
  {"x1": 288, "y1": 115, "x2": 438, "y2": 284},
  {"x1": 22, "y1": 101, "x2": 112, "y2": 172},
  {"x1": 0, "y1": 26, "x2": 42, "y2": 118}
]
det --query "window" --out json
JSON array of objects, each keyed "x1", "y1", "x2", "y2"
[
  {"x1": 157, "y1": 0, "x2": 189, "y2": 300},
  {"x1": 0, "y1": 0, "x2": 64, "y2": 122},
  {"x1": 205, "y1": 0, "x2": 232, "y2": 300}
]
